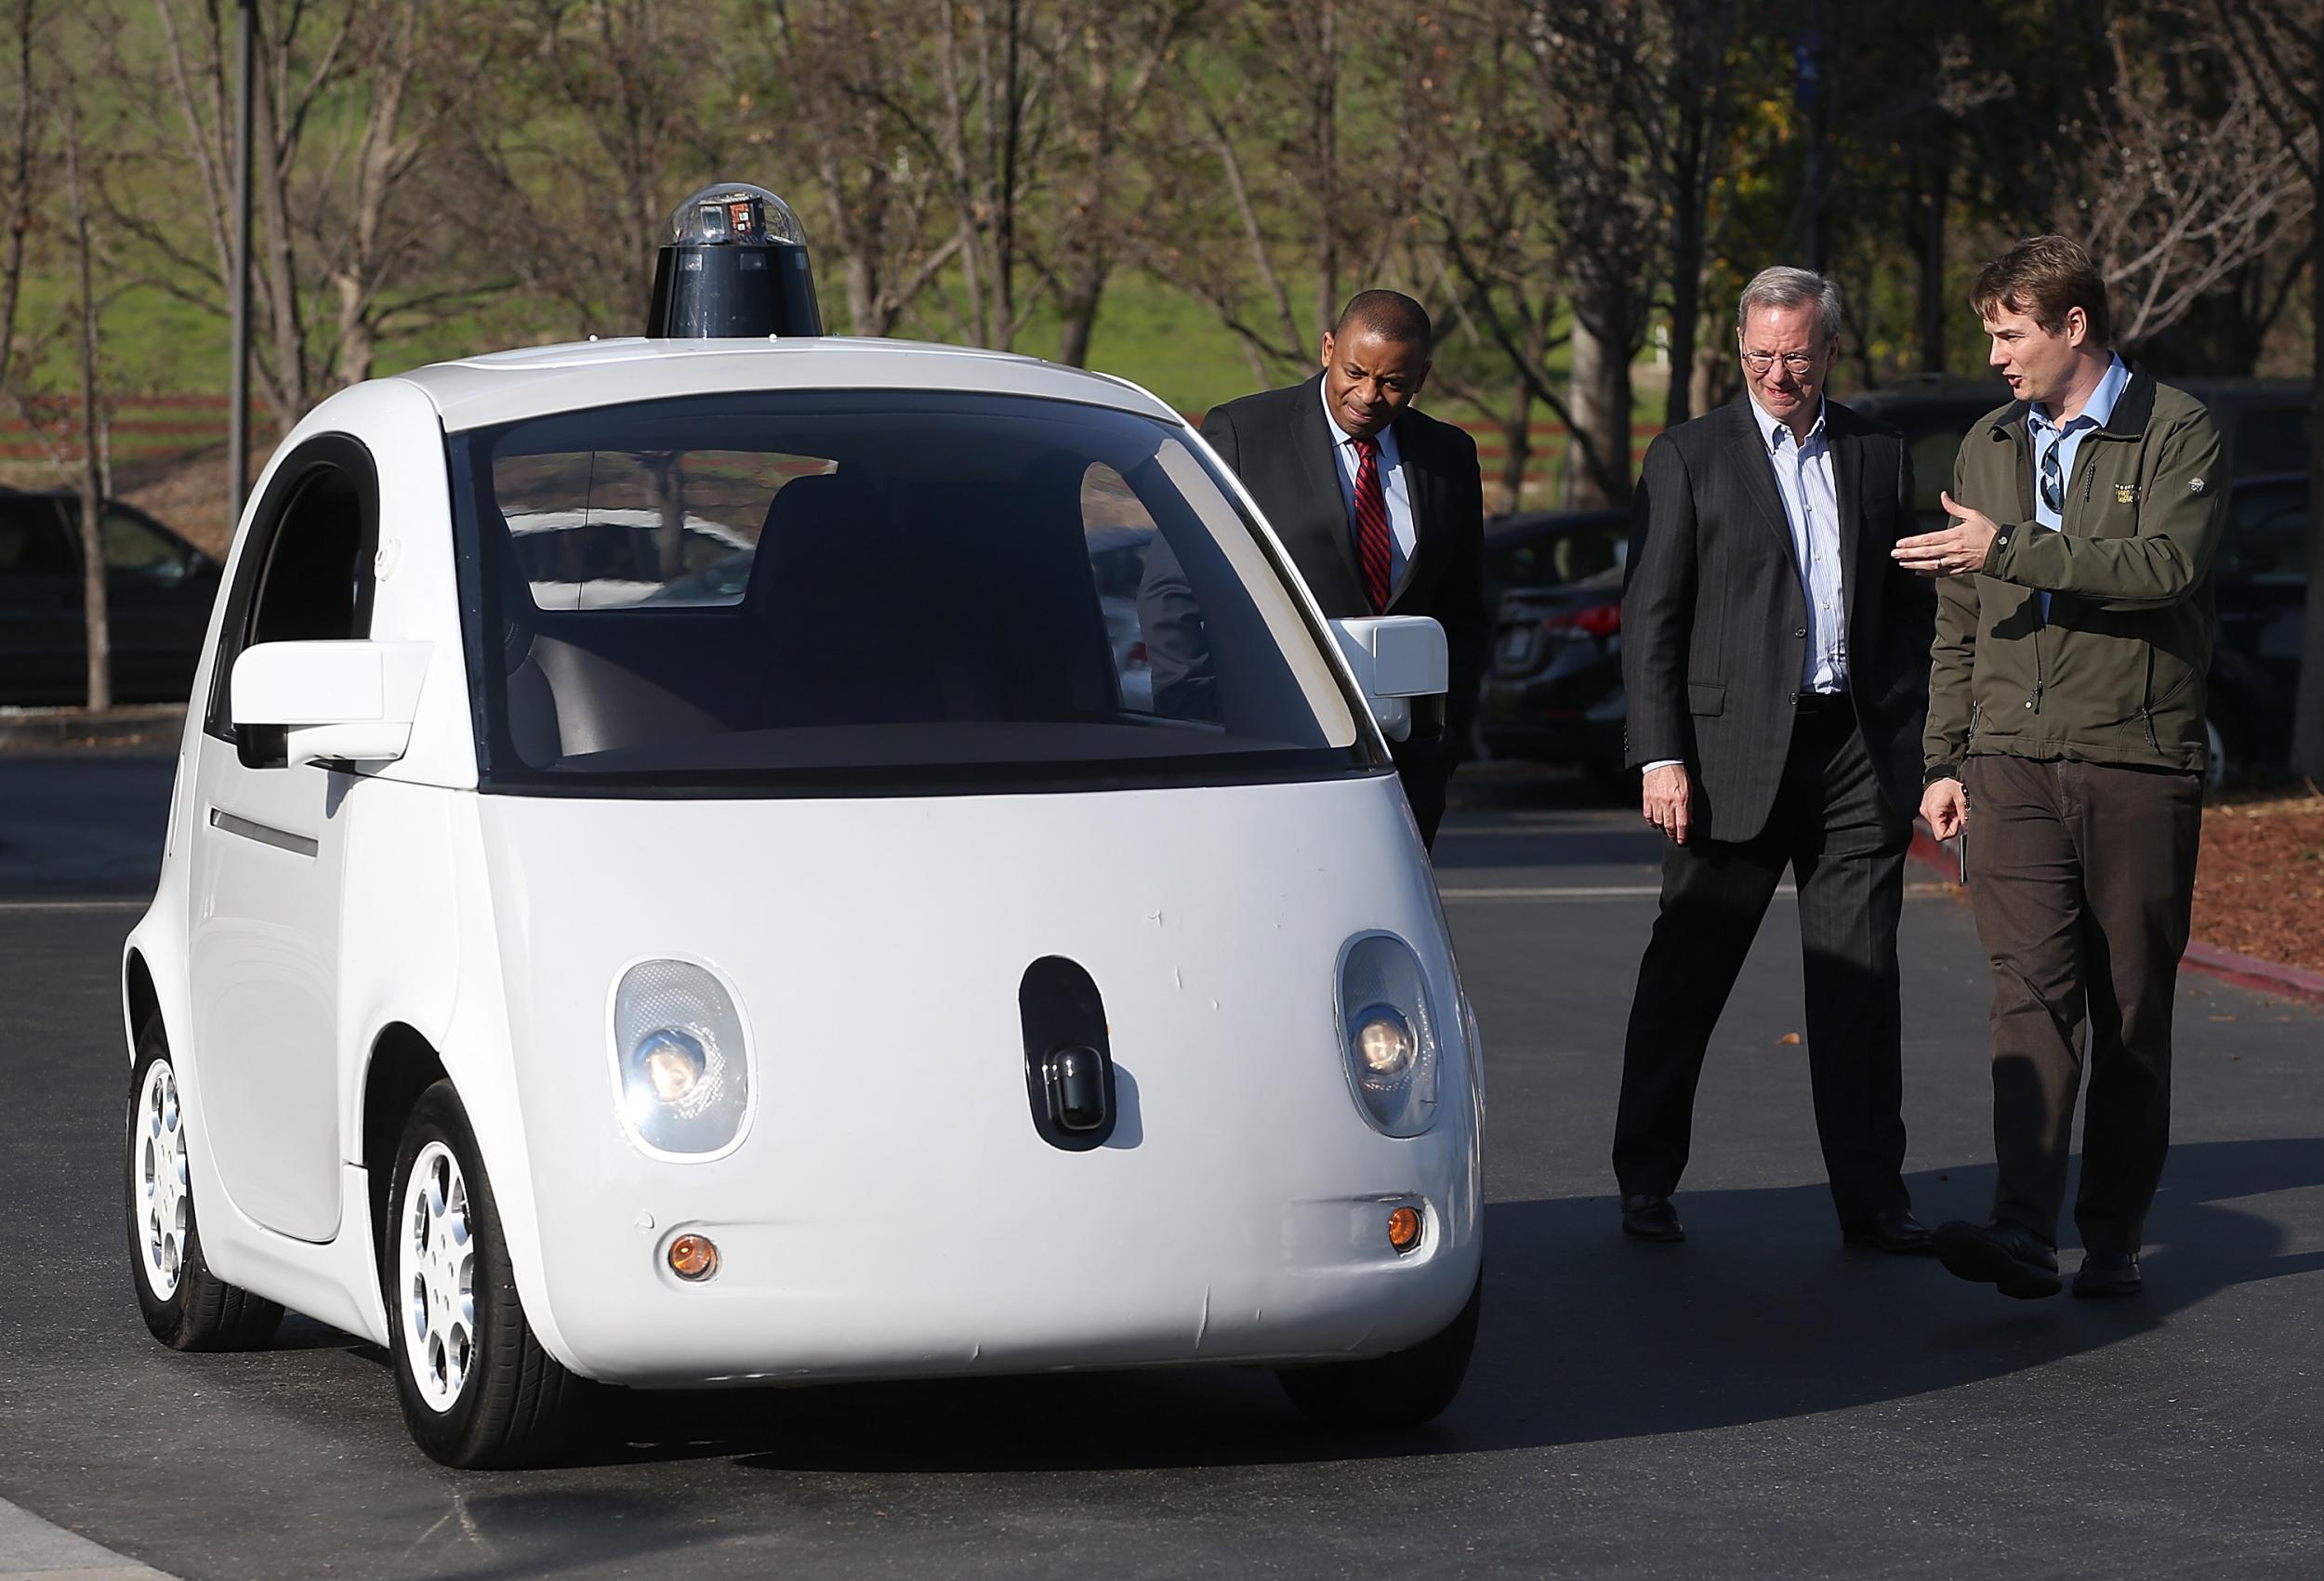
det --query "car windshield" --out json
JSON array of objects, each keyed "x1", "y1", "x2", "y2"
[{"x1": 449, "y1": 389, "x2": 1369, "y2": 794}]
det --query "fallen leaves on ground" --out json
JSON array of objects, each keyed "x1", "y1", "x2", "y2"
[{"x1": 2193, "y1": 789, "x2": 2324, "y2": 976}]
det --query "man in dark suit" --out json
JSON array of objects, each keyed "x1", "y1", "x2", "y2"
[
  {"x1": 1190, "y1": 290, "x2": 1486, "y2": 846},
  {"x1": 1612, "y1": 267, "x2": 1936, "y2": 1253}
]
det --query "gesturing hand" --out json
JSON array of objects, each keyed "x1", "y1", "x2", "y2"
[
  {"x1": 1893, "y1": 491, "x2": 2000, "y2": 577},
  {"x1": 1642, "y1": 763, "x2": 1694, "y2": 845}
]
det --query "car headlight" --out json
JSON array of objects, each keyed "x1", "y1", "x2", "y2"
[
  {"x1": 1336, "y1": 932, "x2": 1442, "y2": 1136},
  {"x1": 611, "y1": 959, "x2": 752, "y2": 1158}
]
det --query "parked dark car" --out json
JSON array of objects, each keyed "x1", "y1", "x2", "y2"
[
  {"x1": 0, "y1": 488, "x2": 219, "y2": 705},
  {"x1": 2207, "y1": 472, "x2": 2309, "y2": 781},
  {"x1": 1476, "y1": 509, "x2": 1630, "y2": 780}
]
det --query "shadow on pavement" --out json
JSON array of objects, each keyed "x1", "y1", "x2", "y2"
[{"x1": 461, "y1": 1136, "x2": 2324, "y2": 1477}]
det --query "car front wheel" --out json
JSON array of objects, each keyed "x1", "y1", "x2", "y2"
[
  {"x1": 124, "y1": 1018, "x2": 283, "y2": 1350},
  {"x1": 385, "y1": 1080, "x2": 585, "y2": 1467},
  {"x1": 1274, "y1": 1271, "x2": 1481, "y2": 1429}
]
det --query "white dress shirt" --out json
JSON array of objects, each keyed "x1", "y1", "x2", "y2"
[
  {"x1": 1644, "y1": 398, "x2": 1848, "y2": 777},
  {"x1": 1757, "y1": 397, "x2": 1847, "y2": 694},
  {"x1": 1319, "y1": 377, "x2": 1417, "y2": 584}
]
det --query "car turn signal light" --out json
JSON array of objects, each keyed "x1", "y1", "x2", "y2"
[{"x1": 1387, "y1": 1206, "x2": 1422, "y2": 1253}]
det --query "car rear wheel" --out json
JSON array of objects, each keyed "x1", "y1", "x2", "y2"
[
  {"x1": 385, "y1": 1080, "x2": 585, "y2": 1468},
  {"x1": 124, "y1": 1018, "x2": 284, "y2": 1350},
  {"x1": 1274, "y1": 1271, "x2": 1481, "y2": 1429}
]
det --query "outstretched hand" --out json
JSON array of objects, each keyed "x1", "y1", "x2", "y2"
[{"x1": 1894, "y1": 492, "x2": 2000, "y2": 577}]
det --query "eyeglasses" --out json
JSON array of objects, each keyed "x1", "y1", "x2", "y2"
[{"x1": 1741, "y1": 349, "x2": 1822, "y2": 375}]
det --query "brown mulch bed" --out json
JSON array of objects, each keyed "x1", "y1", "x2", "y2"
[{"x1": 2194, "y1": 788, "x2": 2324, "y2": 977}]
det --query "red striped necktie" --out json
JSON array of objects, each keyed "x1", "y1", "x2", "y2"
[{"x1": 1351, "y1": 434, "x2": 1393, "y2": 613}]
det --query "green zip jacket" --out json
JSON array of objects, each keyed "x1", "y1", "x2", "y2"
[{"x1": 1924, "y1": 364, "x2": 2227, "y2": 781}]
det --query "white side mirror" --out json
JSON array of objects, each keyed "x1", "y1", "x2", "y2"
[
  {"x1": 1330, "y1": 616, "x2": 1447, "y2": 743},
  {"x1": 231, "y1": 639, "x2": 430, "y2": 767}
]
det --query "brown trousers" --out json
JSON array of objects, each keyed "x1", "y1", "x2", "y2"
[{"x1": 1961, "y1": 754, "x2": 2203, "y2": 1253}]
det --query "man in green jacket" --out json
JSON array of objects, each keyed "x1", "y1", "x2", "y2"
[{"x1": 1893, "y1": 235, "x2": 2227, "y2": 1301}]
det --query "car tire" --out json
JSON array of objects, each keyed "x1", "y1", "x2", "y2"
[
  {"x1": 1274, "y1": 1271, "x2": 1481, "y2": 1430},
  {"x1": 124, "y1": 1017, "x2": 284, "y2": 1351},
  {"x1": 2205, "y1": 715, "x2": 2238, "y2": 792},
  {"x1": 384, "y1": 1080, "x2": 586, "y2": 1468}
]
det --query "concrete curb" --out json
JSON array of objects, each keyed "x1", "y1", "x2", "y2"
[
  {"x1": 0, "y1": 707, "x2": 184, "y2": 752},
  {"x1": 1906, "y1": 823, "x2": 2324, "y2": 1007},
  {"x1": 0, "y1": 1498, "x2": 172, "y2": 1580}
]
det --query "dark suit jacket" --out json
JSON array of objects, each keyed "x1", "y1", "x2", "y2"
[
  {"x1": 1196, "y1": 376, "x2": 1488, "y2": 744},
  {"x1": 1621, "y1": 394, "x2": 1934, "y2": 843}
]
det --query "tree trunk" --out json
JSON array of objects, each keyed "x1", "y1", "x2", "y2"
[
  {"x1": 65, "y1": 92, "x2": 108, "y2": 713},
  {"x1": 1566, "y1": 315, "x2": 1631, "y2": 508},
  {"x1": 1497, "y1": 382, "x2": 1531, "y2": 512}
]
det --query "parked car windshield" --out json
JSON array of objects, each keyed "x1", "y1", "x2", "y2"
[{"x1": 449, "y1": 389, "x2": 1370, "y2": 794}]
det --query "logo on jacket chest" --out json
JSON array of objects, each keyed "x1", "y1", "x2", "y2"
[{"x1": 2115, "y1": 483, "x2": 2140, "y2": 505}]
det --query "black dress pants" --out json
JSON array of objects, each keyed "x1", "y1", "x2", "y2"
[{"x1": 1611, "y1": 703, "x2": 1914, "y2": 1227}]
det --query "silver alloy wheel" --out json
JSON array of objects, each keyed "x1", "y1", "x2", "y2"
[
  {"x1": 2205, "y1": 718, "x2": 2228, "y2": 791},
  {"x1": 400, "y1": 1140, "x2": 476, "y2": 1414},
  {"x1": 134, "y1": 1059, "x2": 190, "y2": 1302}
]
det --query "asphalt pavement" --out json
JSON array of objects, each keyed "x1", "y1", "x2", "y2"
[{"x1": 2, "y1": 750, "x2": 2318, "y2": 1579}]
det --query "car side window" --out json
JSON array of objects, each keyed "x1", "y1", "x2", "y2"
[
  {"x1": 103, "y1": 508, "x2": 193, "y2": 581},
  {"x1": 203, "y1": 437, "x2": 380, "y2": 743},
  {"x1": 0, "y1": 501, "x2": 77, "y2": 576}
]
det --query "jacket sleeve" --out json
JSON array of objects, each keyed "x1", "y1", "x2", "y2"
[
  {"x1": 1437, "y1": 427, "x2": 1489, "y2": 752},
  {"x1": 1923, "y1": 438, "x2": 1981, "y2": 779},
  {"x1": 1620, "y1": 433, "x2": 1697, "y2": 769},
  {"x1": 1197, "y1": 403, "x2": 1241, "y2": 478},
  {"x1": 1980, "y1": 408, "x2": 2229, "y2": 610}
]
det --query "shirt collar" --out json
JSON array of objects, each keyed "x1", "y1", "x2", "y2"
[
  {"x1": 1318, "y1": 376, "x2": 1398, "y2": 458},
  {"x1": 1752, "y1": 395, "x2": 1827, "y2": 453},
  {"x1": 2030, "y1": 352, "x2": 2130, "y2": 437}
]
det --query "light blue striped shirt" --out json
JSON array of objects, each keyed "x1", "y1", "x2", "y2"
[
  {"x1": 2027, "y1": 353, "x2": 2131, "y2": 620},
  {"x1": 1756, "y1": 398, "x2": 1846, "y2": 693}
]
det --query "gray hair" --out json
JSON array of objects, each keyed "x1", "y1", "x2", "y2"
[{"x1": 1736, "y1": 266, "x2": 1842, "y2": 344}]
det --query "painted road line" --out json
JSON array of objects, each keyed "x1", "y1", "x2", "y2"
[
  {"x1": 0, "y1": 1498, "x2": 172, "y2": 1580},
  {"x1": 0, "y1": 900, "x2": 147, "y2": 913}
]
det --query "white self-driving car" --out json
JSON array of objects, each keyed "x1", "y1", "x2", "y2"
[{"x1": 121, "y1": 335, "x2": 1484, "y2": 1466}]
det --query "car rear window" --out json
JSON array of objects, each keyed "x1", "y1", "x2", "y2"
[{"x1": 450, "y1": 389, "x2": 1371, "y2": 795}]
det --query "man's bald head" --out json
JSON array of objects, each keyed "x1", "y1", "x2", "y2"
[
  {"x1": 1319, "y1": 290, "x2": 1433, "y2": 439},
  {"x1": 1332, "y1": 290, "x2": 1433, "y2": 351}
]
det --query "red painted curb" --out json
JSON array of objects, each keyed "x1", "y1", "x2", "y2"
[{"x1": 1906, "y1": 819, "x2": 2324, "y2": 1007}]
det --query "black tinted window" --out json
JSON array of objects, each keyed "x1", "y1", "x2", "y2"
[
  {"x1": 248, "y1": 468, "x2": 372, "y2": 644},
  {"x1": 455, "y1": 390, "x2": 1364, "y2": 794}
]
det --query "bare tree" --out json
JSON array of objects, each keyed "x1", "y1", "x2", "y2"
[
  {"x1": 59, "y1": 50, "x2": 111, "y2": 710},
  {"x1": 109, "y1": 0, "x2": 461, "y2": 425},
  {"x1": 1136, "y1": 0, "x2": 1407, "y2": 384},
  {"x1": 1043, "y1": 0, "x2": 1198, "y2": 367},
  {"x1": 434, "y1": 0, "x2": 731, "y2": 338},
  {"x1": 756, "y1": 0, "x2": 957, "y2": 337},
  {"x1": 0, "y1": 0, "x2": 41, "y2": 394},
  {"x1": 2067, "y1": 11, "x2": 2315, "y2": 349}
]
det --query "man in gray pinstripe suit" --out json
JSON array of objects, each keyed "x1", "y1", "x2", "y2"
[{"x1": 1610, "y1": 267, "x2": 1937, "y2": 1252}]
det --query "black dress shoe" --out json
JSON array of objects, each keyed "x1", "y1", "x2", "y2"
[
  {"x1": 2072, "y1": 1251, "x2": 2143, "y2": 1298},
  {"x1": 1842, "y1": 1210, "x2": 1934, "y2": 1255},
  {"x1": 1621, "y1": 1193, "x2": 1685, "y2": 1242},
  {"x1": 1934, "y1": 1219, "x2": 2061, "y2": 1298}
]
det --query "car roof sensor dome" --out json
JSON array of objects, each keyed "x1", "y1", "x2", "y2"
[{"x1": 646, "y1": 181, "x2": 825, "y2": 339}]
